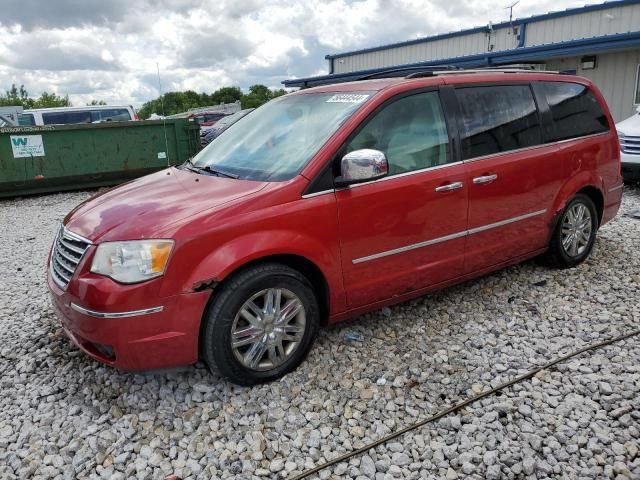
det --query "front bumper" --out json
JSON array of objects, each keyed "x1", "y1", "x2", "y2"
[
  {"x1": 48, "y1": 272, "x2": 211, "y2": 370},
  {"x1": 621, "y1": 151, "x2": 640, "y2": 182}
]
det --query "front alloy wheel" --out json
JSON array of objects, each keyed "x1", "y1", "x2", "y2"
[
  {"x1": 231, "y1": 288, "x2": 306, "y2": 371},
  {"x1": 201, "y1": 263, "x2": 319, "y2": 386}
]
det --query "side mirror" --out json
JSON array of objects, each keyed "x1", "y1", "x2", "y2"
[{"x1": 335, "y1": 149, "x2": 389, "y2": 187}]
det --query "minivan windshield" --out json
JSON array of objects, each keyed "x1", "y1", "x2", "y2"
[{"x1": 190, "y1": 92, "x2": 371, "y2": 181}]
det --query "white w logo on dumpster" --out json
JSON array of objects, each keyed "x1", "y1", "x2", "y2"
[{"x1": 11, "y1": 137, "x2": 28, "y2": 146}]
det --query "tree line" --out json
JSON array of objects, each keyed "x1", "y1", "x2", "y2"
[
  {"x1": 1, "y1": 83, "x2": 286, "y2": 117},
  {"x1": 136, "y1": 84, "x2": 287, "y2": 119},
  {"x1": 0, "y1": 84, "x2": 72, "y2": 109}
]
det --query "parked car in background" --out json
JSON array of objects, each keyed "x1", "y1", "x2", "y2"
[
  {"x1": 192, "y1": 112, "x2": 229, "y2": 133},
  {"x1": 19, "y1": 105, "x2": 137, "y2": 126},
  {"x1": 48, "y1": 71, "x2": 622, "y2": 386},
  {"x1": 616, "y1": 105, "x2": 640, "y2": 183},
  {"x1": 200, "y1": 108, "x2": 254, "y2": 146}
]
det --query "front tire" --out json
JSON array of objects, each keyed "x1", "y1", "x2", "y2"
[
  {"x1": 201, "y1": 263, "x2": 319, "y2": 386},
  {"x1": 543, "y1": 193, "x2": 598, "y2": 268}
]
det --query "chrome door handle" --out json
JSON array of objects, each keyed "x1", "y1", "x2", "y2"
[
  {"x1": 473, "y1": 174, "x2": 498, "y2": 184},
  {"x1": 435, "y1": 181, "x2": 463, "y2": 192}
]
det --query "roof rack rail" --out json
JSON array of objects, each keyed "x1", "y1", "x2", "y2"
[
  {"x1": 432, "y1": 67, "x2": 561, "y2": 76},
  {"x1": 358, "y1": 65, "x2": 460, "y2": 81}
]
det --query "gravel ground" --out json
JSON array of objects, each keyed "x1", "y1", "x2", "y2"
[{"x1": 0, "y1": 187, "x2": 639, "y2": 480}]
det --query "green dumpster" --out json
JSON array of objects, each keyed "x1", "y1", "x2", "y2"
[{"x1": 0, "y1": 119, "x2": 200, "y2": 198}]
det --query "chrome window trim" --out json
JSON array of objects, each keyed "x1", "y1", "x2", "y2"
[
  {"x1": 352, "y1": 209, "x2": 547, "y2": 264},
  {"x1": 301, "y1": 189, "x2": 335, "y2": 199},
  {"x1": 461, "y1": 131, "x2": 610, "y2": 164},
  {"x1": 70, "y1": 303, "x2": 164, "y2": 319},
  {"x1": 347, "y1": 161, "x2": 464, "y2": 189}
]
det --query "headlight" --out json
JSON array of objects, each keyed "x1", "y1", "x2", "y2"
[
  {"x1": 90, "y1": 240, "x2": 174, "y2": 284},
  {"x1": 617, "y1": 130, "x2": 626, "y2": 138}
]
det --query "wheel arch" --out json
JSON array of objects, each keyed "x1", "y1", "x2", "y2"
[{"x1": 575, "y1": 185, "x2": 604, "y2": 226}]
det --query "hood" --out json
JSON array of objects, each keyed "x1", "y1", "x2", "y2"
[
  {"x1": 616, "y1": 110, "x2": 640, "y2": 135},
  {"x1": 65, "y1": 167, "x2": 267, "y2": 242}
]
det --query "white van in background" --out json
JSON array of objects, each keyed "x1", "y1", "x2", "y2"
[
  {"x1": 617, "y1": 105, "x2": 640, "y2": 183},
  {"x1": 18, "y1": 105, "x2": 138, "y2": 126}
]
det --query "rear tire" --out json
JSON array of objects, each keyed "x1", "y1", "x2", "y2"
[
  {"x1": 201, "y1": 263, "x2": 319, "y2": 386},
  {"x1": 543, "y1": 193, "x2": 598, "y2": 268}
]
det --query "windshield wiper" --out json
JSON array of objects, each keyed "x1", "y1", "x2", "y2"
[
  {"x1": 182, "y1": 158, "x2": 199, "y2": 172},
  {"x1": 196, "y1": 164, "x2": 239, "y2": 179},
  {"x1": 182, "y1": 158, "x2": 239, "y2": 179}
]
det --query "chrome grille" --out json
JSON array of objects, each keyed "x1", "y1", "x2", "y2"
[
  {"x1": 50, "y1": 226, "x2": 92, "y2": 290},
  {"x1": 621, "y1": 135, "x2": 640, "y2": 156}
]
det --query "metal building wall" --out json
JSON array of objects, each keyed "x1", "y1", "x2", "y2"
[
  {"x1": 545, "y1": 50, "x2": 640, "y2": 122},
  {"x1": 334, "y1": 28, "x2": 518, "y2": 74},
  {"x1": 331, "y1": 2, "x2": 640, "y2": 75},
  {"x1": 525, "y1": 3, "x2": 640, "y2": 46}
]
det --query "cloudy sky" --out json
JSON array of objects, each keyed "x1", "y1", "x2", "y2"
[{"x1": 0, "y1": 0, "x2": 590, "y2": 107}]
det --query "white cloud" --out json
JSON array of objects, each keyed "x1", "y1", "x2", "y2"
[{"x1": 0, "y1": 0, "x2": 592, "y2": 107}]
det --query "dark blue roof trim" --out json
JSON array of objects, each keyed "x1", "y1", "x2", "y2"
[
  {"x1": 284, "y1": 31, "x2": 640, "y2": 87},
  {"x1": 324, "y1": 0, "x2": 640, "y2": 60}
]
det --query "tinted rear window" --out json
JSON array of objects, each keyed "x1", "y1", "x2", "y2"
[
  {"x1": 42, "y1": 111, "x2": 92, "y2": 125},
  {"x1": 456, "y1": 85, "x2": 542, "y2": 160},
  {"x1": 539, "y1": 82, "x2": 609, "y2": 142},
  {"x1": 91, "y1": 108, "x2": 131, "y2": 122}
]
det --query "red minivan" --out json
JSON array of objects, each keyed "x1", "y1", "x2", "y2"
[{"x1": 48, "y1": 71, "x2": 623, "y2": 385}]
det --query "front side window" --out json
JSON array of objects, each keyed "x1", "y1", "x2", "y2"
[
  {"x1": 346, "y1": 91, "x2": 450, "y2": 175},
  {"x1": 456, "y1": 85, "x2": 542, "y2": 160},
  {"x1": 539, "y1": 82, "x2": 609, "y2": 142},
  {"x1": 192, "y1": 92, "x2": 371, "y2": 181}
]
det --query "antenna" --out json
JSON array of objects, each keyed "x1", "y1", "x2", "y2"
[
  {"x1": 505, "y1": 0, "x2": 520, "y2": 34},
  {"x1": 156, "y1": 62, "x2": 170, "y2": 167}
]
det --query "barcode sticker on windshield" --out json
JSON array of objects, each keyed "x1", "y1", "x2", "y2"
[{"x1": 326, "y1": 94, "x2": 370, "y2": 104}]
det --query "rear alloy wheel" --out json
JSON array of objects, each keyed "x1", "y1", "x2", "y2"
[
  {"x1": 543, "y1": 193, "x2": 598, "y2": 268},
  {"x1": 560, "y1": 202, "x2": 593, "y2": 258},
  {"x1": 201, "y1": 263, "x2": 319, "y2": 386}
]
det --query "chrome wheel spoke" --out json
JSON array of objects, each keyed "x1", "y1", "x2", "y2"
[
  {"x1": 241, "y1": 301, "x2": 263, "y2": 327},
  {"x1": 264, "y1": 289, "x2": 276, "y2": 316},
  {"x1": 277, "y1": 298, "x2": 302, "y2": 325},
  {"x1": 268, "y1": 341, "x2": 286, "y2": 367},
  {"x1": 232, "y1": 326, "x2": 263, "y2": 348},
  {"x1": 281, "y1": 323, "x2": 305, "y2": 342},
  {"x1": 244, "y1": 338, "x2": 268, "y2": 368}
]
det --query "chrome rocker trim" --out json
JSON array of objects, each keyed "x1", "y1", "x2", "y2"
[
  {"x1": 70, "y1": 303, "x2": 164, "y2": 319},
  {"x1": 353, "y1": 209, "x2": 547, "y2": 264}
]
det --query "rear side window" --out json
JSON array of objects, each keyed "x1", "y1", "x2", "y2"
[
  {"x1": 539, "y1": 82, "x2": 609, "y2": 142},
  {"x1": 455, "y1": 85, "x2": 542, "y2": 160}
]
